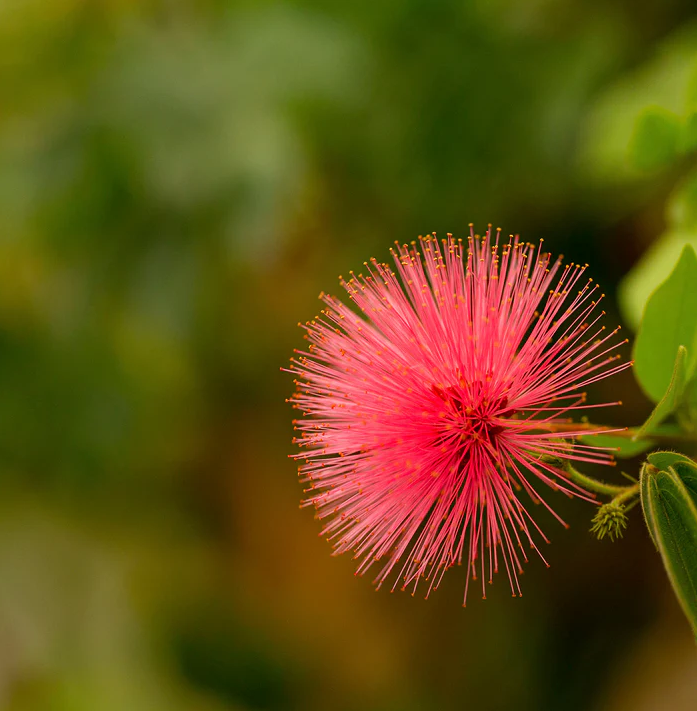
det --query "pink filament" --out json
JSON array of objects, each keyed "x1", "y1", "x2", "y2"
[{"x1": 288, "y1": 227, "x2": 630, "y2": 603}]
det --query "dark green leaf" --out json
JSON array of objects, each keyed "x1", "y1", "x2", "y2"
[
  {"x1": 672, "y1": 460, "x2": 697, "y2": 505},
  {"x1": 641, "y1": 461, "x2": 697, "y2": 636},
  {"x1": 633, "y1": 245, "x2": 697, "y2": 402},
  {"x1": 640, "y1": 464, "x2": 657, "y2": 551}
]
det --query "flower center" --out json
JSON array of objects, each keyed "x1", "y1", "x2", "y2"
[{"x1": 431, "y1": 383, "x2": 516, "y2": 447}]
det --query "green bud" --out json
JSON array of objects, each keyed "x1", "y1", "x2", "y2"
[
  {"x1": 538, "y1": 453, "x2": 565, "y2": 468},
  {"x1": 538, "y1": 439, "x2": 573, "y2": 469},
  {"x1": 640, "y1": 457, "x2": 697, "y2": 637},
  {"x1": 590, "y1": 503, "x2": 628, "y2": 541},
  {"x1": 646, "y1": 450, "x2": 695, "y2": 471}
]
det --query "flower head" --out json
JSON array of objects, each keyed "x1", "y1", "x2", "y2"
[
  {"x1": 590, "y1": 502, "x2": 629, "y2": 541},
  {"x1": 288, "y1": 227, "x2": 629, "y2": 603}
]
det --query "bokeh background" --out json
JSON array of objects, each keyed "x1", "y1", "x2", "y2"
[{"x1": 2, "y1": 1, "x2": 697, "y2": 709}]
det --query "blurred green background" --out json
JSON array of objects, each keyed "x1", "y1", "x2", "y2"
[{"x1": 2, "y1": 1, "x2": 697, "y2": 709}]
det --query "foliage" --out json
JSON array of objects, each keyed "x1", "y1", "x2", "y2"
[
  {"x1": 641, "y1": 459, "x2": 697, "y2": 636},
  {"x1": 3, "y1": 1, "x2": 697, "y2": 709}
]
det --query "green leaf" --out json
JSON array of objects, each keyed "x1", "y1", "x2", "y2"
[
  {"x1": 647, "y1": 450, "x2": 696, "y2": 470},
  {"x1": 629, "y1": 107, "x2": 682, "y2": 171},
  {"x1": 633, "y1": 245, "x2": 697, "y2": 402},
  {"x1": 641, "y1": 462, "x2": 660, "y2": 550},
  {"x1": 619, "y1": 230, "x2": 697, "y2": 330},
  {"x1": 641, "y1": 460, "x2": 697, "y2": 636},
  {"x1": 635, "y1": 345, "x2": 689, "y2": 438},
  {"x1": 673, "y1": 460, "x2": 697, "y2": 504},
  {"x1": 577, "y1": 433, "x2": 654, "y2": 459}
]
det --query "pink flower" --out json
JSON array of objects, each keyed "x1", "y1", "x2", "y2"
[{"x1": 288, "y1": 227, "x2": 629, "y2": 603}]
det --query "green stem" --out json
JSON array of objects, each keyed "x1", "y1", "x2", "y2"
[
  {"x1": 564, "y1": 463, "x2": 636, "y2": 498},
  {"x1": 610, "y1": 483, "x2": 640, "y2": 507}
]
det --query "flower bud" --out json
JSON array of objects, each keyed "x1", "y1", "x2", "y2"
[
  {"x1": 590, "y1": 502, "x2": 628, "y2": 541},
  {"x1": 640, "y1": 457, "x2": 697, "y2": 636}
]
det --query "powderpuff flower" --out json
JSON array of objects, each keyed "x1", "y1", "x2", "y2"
[{"x1": 287, "y1": 227, "x2": 629, "y2": 603}]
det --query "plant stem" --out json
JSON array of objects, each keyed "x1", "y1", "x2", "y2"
[
  {"x1": 611, "y1": 483, "x2": 640, "y2": 507},
  {"x1": 564, "y1": 463, "x2": 637, "y2": 498}
]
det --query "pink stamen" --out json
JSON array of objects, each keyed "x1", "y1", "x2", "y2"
[{"x1": 287, "y1": 228, "x2": 630, "y2": 603}]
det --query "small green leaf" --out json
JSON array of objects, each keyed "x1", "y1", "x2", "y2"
[
  {"x1": 633, "y1": 245, "x2": 697, "y2": 402},
  {"x1": 647, "y1": 450, "x2": 696, "y2": 470},
  {"x1": 578, "y1": 433, "x2": 654, "y2": 459},
  {"x1": 629, "y1": 107, "x2": 682, "y2": 171},
  {"x1": 579, "y1": 424, "x2": 684, "y2": 458},
  {"x1": 641, "y1": 460, "x2": 697, "y2": 636},
  {"x1": 635, "y1": 345, "x2": 689, "y2": 438}
]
